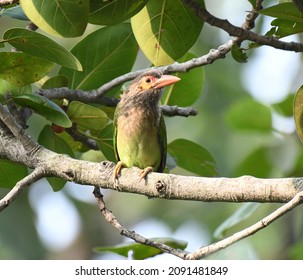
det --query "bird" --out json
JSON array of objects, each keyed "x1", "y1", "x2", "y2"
[{"x1": 113, "y1": 70, "x2": 181, "y2": 183}]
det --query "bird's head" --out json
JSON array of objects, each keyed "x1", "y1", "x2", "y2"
[{"x1": 122, "y1": 70, "x2": 180, "y2": 103}]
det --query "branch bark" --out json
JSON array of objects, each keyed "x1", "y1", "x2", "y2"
[{"x1": 1, "y1": 133, "x2": 302, "y2": 207}]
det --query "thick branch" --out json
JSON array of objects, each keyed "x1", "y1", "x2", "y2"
[
  {"x1": 0, "y1": 105, "x2": 302, "y2": 206},
  {"x1": 2, "y1": 147, "x2": 303, "y2": 204},
  {"x1": 0, "y1": 104, "x2": 41, "y2": 158}
]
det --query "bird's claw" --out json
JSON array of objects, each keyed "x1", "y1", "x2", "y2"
[
  {"x1": 113, "y1": 161, "x2": 124, "y2": 190},
  {"x1": 114, "y1": 162, "x2": 154, "y2": 188},
  {"x1": 140, "y1": 166, "x2": 153, "y2": 181}
]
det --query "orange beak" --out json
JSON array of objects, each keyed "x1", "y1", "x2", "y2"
[{"x1": 152, "y1": 75, "x2": 181, "y2": 89}]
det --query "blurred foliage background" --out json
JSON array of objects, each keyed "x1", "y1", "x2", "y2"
[{"x1": 1, "y1": 0, "x2": 303, "y2": 260}]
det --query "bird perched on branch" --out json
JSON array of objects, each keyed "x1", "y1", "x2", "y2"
[{"x1": 113, "y1": 70, "x2": 180, "y2": 183}]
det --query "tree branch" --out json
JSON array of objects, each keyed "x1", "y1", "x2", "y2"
[
  {"x1": 38, "y1": 40, "x2": 234, "y2": 112},
  {"x1": 93, "y1": 183, "x2": 303, "y2": 260},
  {"x1": 0, "y1": 104, "x2": 41, "y2": 158},
  {"x1": 0, "y1": 106, "x2": 302, "y2": 204},
  {"x1": 183, "y1": 0, "x2": 303, "y2": 52},
  {"x1": 1, "y1": 115, "x2": 302, "y2": 206},
  {"x1": 186, "y1": 190, "x2": 303, "y2": 259},
  {"x1": 65, "y1": 124, "x2": 99, "y2": 151},
  {"x1": 38, "y1": 88, "x2": 197, "y2": 118},
  {"x1": 93, "y1": 187, "x2": 188, "y2": 259},
  {"x1": 241, "y1": 0, "x2": 264, "y2": 31},
  {"x1": 0, "y1": 167, "x2": 45, "y2": 212}
]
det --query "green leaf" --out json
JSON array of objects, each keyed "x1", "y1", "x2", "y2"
[
  {"x1": 38, "y1": 125, "x2": 74, "y2": 191},
  {"x1": 0, "y1": 160, "x2": 28, "y2": 189},
  {"x1": 272, "y1": 94, "x2": 294, "y2": 117},
  {"x1": 168, "y1": 139, "x2": 217, "y2": 176},
  {"x1": 233, "y1": 147, "x2": 272, "y2": 177},
  {"x1": 13, "y1": 94, "x2": 72, "y2": 128},
  {"x1": 0, "y1": 52, "x2": 54, "y2": 87},
  {"x1": 131, "y1": 0, "x2": 205, "y2": 66},
  {"x1": 289, "y1": 240, "x2": 303, "y2": 259},
  {"x1": 0, "y1": 80, "x2": 32, "y2": 103},
  {"x1": 248, "y1": 0, "x2": 257, "y2": 8},
  {"x1": 89, "y1": 0, "x2": 148, "y2": 25},
  {"x1": 42, "y1": 75, "x2": 69, "y2": 89},
  {"x1": 225, "y1": 99, "x2": 272, "y2": 131},
  {"x1": 294, "y1": 85, "x2": 303, "y2": 142},
  {"x1": 96, "y1": 124, "x2": 116, "y2": 162},
  {"x1": 231, "y1": 44, "x2": 248, "y2": 63},
  {"x1": 259, "y1": 3, "x2": 303, "y2": 23},
  {"x1": 0, "y1": 79, "x2": 17, "y2": 102},
  {"x1": 95, "y1": 238, "x2": 187, "y2": 260},
  {"x1": 67, "y1": 101, "x2": 109, "y2": 134},
  {"x1": 214, "y1": 203, "x2": 261, "y2": 239},
  {"x1": 59, "y1": 23, "x2": 137, "y2": 91},
  {"x1": 163, "y1": 52, "x2": 204, "y2": 106},
  {"x1": 270, "y1": 19, "x2": 303, "y2": 37},
  {"x1": 20, "y1": 0, "x2": 89, "y2": 37},
  {"x1": 3, "y1": 28, "x2": 82, "y2": 70},
  {"x1": 264, "y1": 27, "x2": 277, "y2": 37},
  {"x1": 1, "y1": 5, "x2": 29, "y2": 20}
]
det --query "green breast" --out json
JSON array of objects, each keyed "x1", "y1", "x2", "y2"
[{"x1": 116, "y1": 107, "x2": 162, "y2": 170}]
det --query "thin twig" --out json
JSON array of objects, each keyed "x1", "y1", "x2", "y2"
[
  {"x1": 187, "y1": 190, "x2": 303, "y2": 259},
  {"x1": 65, "y1": 124, "x2": 99, "y2": 150},
  {"x1": 38, "y1": 88, "x2": 198, "y2": 117},
  {"x1": 93, "y1": 187, "x2": 188, "y2": 259},
  {"x1": 183, "y1": 0, "x2": 303, "y2": 52},
  {"x1": 241, "y1": 0, "x2": 264, "y2": 31},
  {"x1": 0, "y1": 167, "x2": 44, "y2": 212},
  {"x1": 94, "y1": 187, "x2": 303, "y2": 260},
  {"x1": 38, "y1": 40, "x2": 234, "y2": 109}
]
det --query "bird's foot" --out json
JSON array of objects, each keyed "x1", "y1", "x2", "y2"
[
  {"x1": 113, "y1": 161, "x2": 125, "y2": 189},
  {"x1": 140, "y1": 166, "x2": 154, "y2": 181}
]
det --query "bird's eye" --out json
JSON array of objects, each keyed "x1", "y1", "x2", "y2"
[{"x1": 145, "y1": 78, "x2": 152, "y2": 83}]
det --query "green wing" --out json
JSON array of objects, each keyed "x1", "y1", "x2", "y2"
[
  {"x1": 113, "y1": 109, "x2": 120, "y2": 162},
  {"x1": 157, "y1": 113, "x2": 167, "y2": 172}
]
